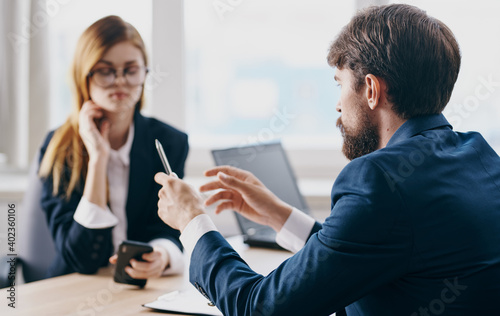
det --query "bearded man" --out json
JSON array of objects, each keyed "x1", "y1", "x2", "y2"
[{"x1": 154, "y1": 4, "x2": 500, "y2": 315}]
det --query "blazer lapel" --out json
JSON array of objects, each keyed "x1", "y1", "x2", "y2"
[{"x1": 126, "y1": 110, "x2": 154, "y2": 235}]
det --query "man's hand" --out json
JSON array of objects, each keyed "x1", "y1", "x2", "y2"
[
  {"x1": 109, "y1": 246, "x2": 170, "y2": 279},
  {"x1": 200, "y1": 166, "x2": 293, "y2": 232},
  {"x1": 154, "y1": 173, "x2": 205, "y2": 233}
]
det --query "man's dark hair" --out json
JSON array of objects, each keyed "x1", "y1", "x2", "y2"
[{"x1": 328, "y1": 4, "x2": 461, "y2": 119}]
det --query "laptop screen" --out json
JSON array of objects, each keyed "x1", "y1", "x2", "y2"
[
  {"x1": 211, "y1": 141, "x2": 310, "y2": 247},
  {"x1": 211, "y1": 141, "x2": 309, "y2": 212}
]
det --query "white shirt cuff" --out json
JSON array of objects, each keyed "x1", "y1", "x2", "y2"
[
  {"x1": 179, "y1": 214, "x2": 218, "y2": 258},
  {"x1": 275, "y1": 207, "x2": 316, "y2": 253},
  {"x1": 73, "y1": 197, "x2": 119, "y2": 229},
  {"x1": 149, "y1": 238, "x2": 184, "y2": 276}
]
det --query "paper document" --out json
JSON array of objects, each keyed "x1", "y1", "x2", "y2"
[{"x1": 143, "y1": 288, "x2": 223, "y2": 316}]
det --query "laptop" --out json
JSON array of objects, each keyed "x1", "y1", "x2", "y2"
[{"x1": 211, "y1": 141, "x2": 310, "y2": 249}]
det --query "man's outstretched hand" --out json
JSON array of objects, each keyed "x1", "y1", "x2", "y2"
[{"x1": 200, "y1": 166, "x2": 293, "y2": 232}]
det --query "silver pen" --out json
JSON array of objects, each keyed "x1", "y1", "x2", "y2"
[{"x1": 155, "y1": 139, "x2": 173, "y2": 175}]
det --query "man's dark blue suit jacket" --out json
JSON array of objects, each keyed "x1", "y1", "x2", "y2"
[
  {"x1": 189, "y1": 114, "x2": 500, "y2": 315},
  {"x1": 39, "y1": 109, "x2": 189, "y2": 278}
]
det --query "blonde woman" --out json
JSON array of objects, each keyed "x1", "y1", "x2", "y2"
[{"x1": 38, "y1": 16, "x2": 188, "y2": 279}]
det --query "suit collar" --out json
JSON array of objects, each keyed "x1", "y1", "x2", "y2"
[
  {"x1": 126, "y1": 109, "x2": 154, "y2": 230},
  {"x1": 128, "y1": 109, "x2": 150, "y2": 169},
  {"x1": 387, "y1": 114, "x2": 452, "y2": 147}
]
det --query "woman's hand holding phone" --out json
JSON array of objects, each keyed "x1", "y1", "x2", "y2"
[{"x1": 110, "y1": 241, "x2": 170, "y2": 287}]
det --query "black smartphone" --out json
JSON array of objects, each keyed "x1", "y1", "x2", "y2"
[{"x1": 113, "y1": 240, "x2": 153, "y2": 287}]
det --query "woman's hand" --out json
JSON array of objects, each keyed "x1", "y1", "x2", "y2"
[
  {"x1": 200, "y1": 166, "x2": 293, "y2": 232},
  {"x1": 79, "y1": 100, "x2": 111, "y2": 162},
  {"x1": 80, "y1": 101, "x2": 112, "y2": 208},
  {"x1": 109, "y1": 246, "x2": 170, "y2": 279}
]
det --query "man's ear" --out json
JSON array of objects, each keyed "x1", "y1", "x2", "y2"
[{"x1": 365, "y1": 74, "x2": 382, "y2": 110}]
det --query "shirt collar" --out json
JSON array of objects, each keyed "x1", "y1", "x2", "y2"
[
  {"x1": 109, "y1": 123, "x2": 134, "y2": 167},
  {"x1": 387, "y1": 114, "x2": 452, "y2": 147}
]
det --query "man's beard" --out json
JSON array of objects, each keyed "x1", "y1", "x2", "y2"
[{"x1": 336, "y1": 108, "x2": 379, "y2": 161}]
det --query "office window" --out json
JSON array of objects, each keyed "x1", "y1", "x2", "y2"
[
  {"x1": 184, "y1": 0, "x2": 355, "y2": 149},
  {"x1": 185, "y1": 0, "x2": 500, "y2": 155},
  {"x1": 3, "y1": 0, "x2": 499, "y2": 176},
  {"x1": 47, "y1": 0, "x2": 152, "y2": 129}
]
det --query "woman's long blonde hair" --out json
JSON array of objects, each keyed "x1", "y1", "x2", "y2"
[{"x1": 39, "y1": 16, "x2": 148, "y2": 199}]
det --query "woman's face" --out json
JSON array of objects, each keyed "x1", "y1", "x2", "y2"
[{"x1": 88, "y1": 41, "x2": 146, "y2": 115}]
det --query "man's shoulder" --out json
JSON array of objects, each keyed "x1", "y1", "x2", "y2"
[
  {"x1": 339, "y1": 146, "x2": 404, "y2": 176},
  {"x1": 335, "y1": 131, "x2": 451, "y2": 189},
  {"x1": 349, "y1": 128, "x2": 455, "y2": 171},
  {"x1": 370, "y1": 128, "x2": 496, "y2": 165},
  {"x1": 339, "y1": 129, "x2": 500, "y2": 192},
  {"x1": 334, "y1": 154, "x2": 394, "y2": 194}
]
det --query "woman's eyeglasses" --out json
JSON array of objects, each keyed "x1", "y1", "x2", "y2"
[{"x1": 87, "y1": 65, "x2": 149, "y2": 88}]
